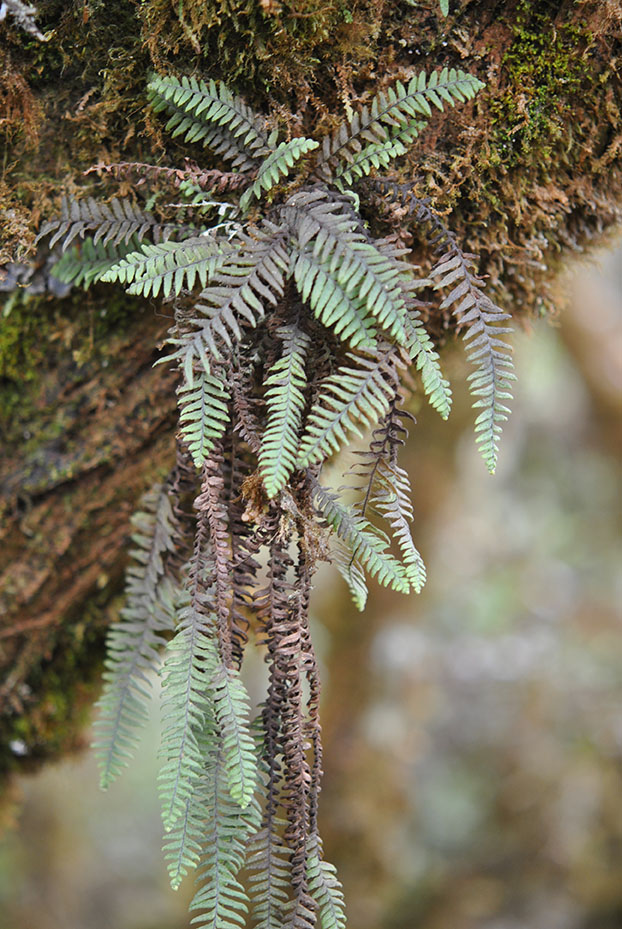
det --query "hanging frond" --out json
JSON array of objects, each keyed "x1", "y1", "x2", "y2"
[
  {"x1": 163, "y1": 720, "x2": 215, "y2": 891},
  {"x1": 259, "y1": 325, "x2": 310, "y2": 497},
  {"x1": 211, "y1": 663, "x2": 258, "y2": 807},
  {"x1": 312, "y1": 481, "x2": 409, "y2": 595},
  {"x1": 189, "y1": 758, "x2": 261, "y2": 929},
  {"x1": 51, "y1": 237, "x2": 138, "y2": 289},
  {"x1": 148, "y1": 73, "x2": 274, "y2": 170},
  {"x1": 317, "y1": 68, "x2": 484, "y2": 179},
  {"x1": 239, "y1": 138, "x2": 319, "y2": 212},
  {"x1": 177, "y1": 371, "x2": 231, "y2": 469},
  {"x1": 351, "y1": 403, "x2": 426, "y2": 593},
  {"x1": 93, "y1": 483, "x2": 179, "y2": 788},
  {"x1": 37, "y1": 195, "x2": 179, "y2": 251},
  {"x1": 158, "y1": 579, "x2": 217, "y2": 831},
  {"x1": 297, "y1": 349, "x2": 402, "y2": 467},
  {"x1": 307, "y1": 846, "x2": 347, "y2": 929},
  {"x1": 247, "y1": 825, "x2": 292, "y2": 929},
  {"x1": 430, "y1": 248, "x2": 514, "y2": 472},
  {"x1": 100, "y1": 235, "x2": 235, "y2": 299}
]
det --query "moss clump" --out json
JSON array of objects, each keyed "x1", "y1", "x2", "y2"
[
  {"x1": 489, "y1": 8, "x2": 591, "y2": 167},
  {"x1": 0, "y1": 285, "x2": 146, "y2": 450}
]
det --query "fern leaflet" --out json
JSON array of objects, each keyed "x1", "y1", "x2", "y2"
[
  {"x1": 51, "y1": 237, "x2": 138, "y2": 289},
  {"x1": 100, "y1": 236, "x2": 234, "y2": 299},
  {"x1": 37, "y1": 195, "x2": 178, "y2": 250},
  {"x1": 158, "y1": 583, "x2": 216, "y2": 831},
  {"x1": 307, "y1": 848, "x2": 347, "y2": 929},
  {"x1": 317, "y1": 68, "x2": 484, "y2": 178},
  {"x1": 148, "y1": 74, "x2": 273, "y2": 169}
]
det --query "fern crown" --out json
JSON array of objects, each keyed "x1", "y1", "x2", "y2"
[{"x1": 39, "y1": 64, "x2": 513, "y2": 929}]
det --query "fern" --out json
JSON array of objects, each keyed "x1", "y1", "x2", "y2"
[
  {"x1": 189, "y1": 758, "x2": 261, "y2": 929},
  {"x1": 247, "y1": 825, "x2": 292, "y2": 929},
  {"x1": 431, "y1": 249, "x2": 514, "y2": 472},
  {"x1": 178, "y1": 371, "x2": 231, "y2": 468},
  {"x1": 148, "y1": 74, "x2": 274, "y2": 169},
  {"x1": 312, "y1": 481, "x2": 410, "y2": 597},
  {"x1": 316, "y1": 68, "x2": 484, "y2": 179},
  {"x1": 297, "y1": 349, "x2": 401, "y2": 467},
  {"x1": 259, "y1": 325, "x2": 309, "y2": 497},
  {"x1": 286, "y1": 190, "x2": 412, "y2": 347},
  {"x1": 93, "y1": 483, "x2": 179, "y2": 788},
  {"x1": 38, "y1": 60, "x2": 511, "y2": 929},
  {"x1": 101, "y1": 236, "x2": 234, "y2": 299},
  {"x1": 239, "y1": 138, "x2": 319, "y2": 212},
  {"x1": 307, "y1": 846, "x2": 347, "y2": 929},
  {"x1": 211, "y1": 661, "x2": 258, "y2": 808},
  {"x1": 51, "y1": 237, "x2": 138, "y2": 289},
  {"x1": 158, "y1": 582, "x2": 216, "y2": 831},
  {"x1": 37, "y1": 195, "x2": 178, "y2": 250}
]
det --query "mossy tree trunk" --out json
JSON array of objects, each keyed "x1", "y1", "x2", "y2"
[{"x1": 1, "y1": 0, "x2": 621, "y2": 783}]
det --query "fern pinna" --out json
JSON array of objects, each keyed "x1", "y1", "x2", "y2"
[{"x1": 39, "y1": 66, "x2": 512, "y2": 927}]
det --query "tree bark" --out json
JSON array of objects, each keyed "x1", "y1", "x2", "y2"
[{"x1": 1, "y1": 0, "x2": 621, "y2": 783}]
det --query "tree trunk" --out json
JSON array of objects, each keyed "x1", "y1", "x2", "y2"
[{"x1": 1, "y1": 0, "x2": 621, "y2": 784}]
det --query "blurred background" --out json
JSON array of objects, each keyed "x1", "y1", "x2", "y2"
[{"x1": 0, "y1": 246, "x2": 621, "y2": 929}]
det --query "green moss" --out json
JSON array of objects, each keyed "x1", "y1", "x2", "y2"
[
  {"x1": 489, "y1": 8, "x2": 591, "y2": 167},
  {"x1": 0, "y1": 285, "x2": 145, "y2": 450}
]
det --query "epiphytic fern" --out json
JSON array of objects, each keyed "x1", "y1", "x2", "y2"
[
  {"x1": 93, "y1": 481, "x2": 180, "y2": 788},
  {"x1": 370, "y1": 181, "x2": 514, "y2": 471},
  {"x1": 315, "y1": 68, "x2": 483, "y2": 183},
  {"x1": 259, "y1": 325, "x2": 309, "y2": 497},
  {"x1": 39, "y1": 61, "x2": 510, "y2": 929}
]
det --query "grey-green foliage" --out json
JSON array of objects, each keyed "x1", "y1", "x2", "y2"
[{"x1": 39, "y1": 62, "x2": 513, "y2": 929}]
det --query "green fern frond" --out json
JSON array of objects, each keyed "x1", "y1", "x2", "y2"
[
  {"x1": 239, "y1": 138, "x2": 319, "y2": 212},
  {"x1": 333, "y1": 121, "x2": 426, "y2": 187},
  {"x1": 178, "y1": 371, "x2": 231, "y2": 469},
  {"x1": 211, "y1": 662, "x2": 258, "y2": 808},
  {"x1": 101, "y1": 236, "x2": 234, "y2": 299},
  {"x1": 334, "y1": 547, "x2": 369, "y2": 611},
  {"x1": 431, "y1": 250, "x2": 514, "y2": 472},
  {"x1": 93, "y1": 484, "x2": 179, "y2": 789},
  {"x1": 286, "y1": 190, "x2": 411, "y2": 346},
  {"x1": 259, "y1": 325, "x2": 309, "y2": 498},
  {"x1": 247, "y1": 826, "x2": 292, "y2": 929},
  {"x1": 189, "y1": 758, "x2": 261, "y2": 929},
  {"x1": 52, "y1": 237, "x2": 138, "y2": 289},
  {"x1": 312, "y1": 481, "x2": 409, "y2": 595},
  {"x1": 37, "y1": 195, "x2": 177, "y2": 251},
  {"x1": 148, "y1": 74, "x2": 273, "y2": 170},
  {"x1": 158, "y1": 586, "x2": 217, "y2": 831},
  {"x1": 317, "y1": 68, "x2": 484, "y2": 178},
  {"x1": 297, "y1": 350, "x2": 400, "y2": 467},
  {"x1": 172, "y1": 225, "x2": 290, "y2": 376},
  {"x1": 163, "y1": 758, "x2": 209, "y2": 891},
  {"x1": 307, "y1": 847, "x2": 347, "y2": 929},
  {"x1": 292, "y1": 251, "x2": 378, "y2": 349},
  {"x1": 372, "y1": 462, "x2": 426, "y2": 593}
]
